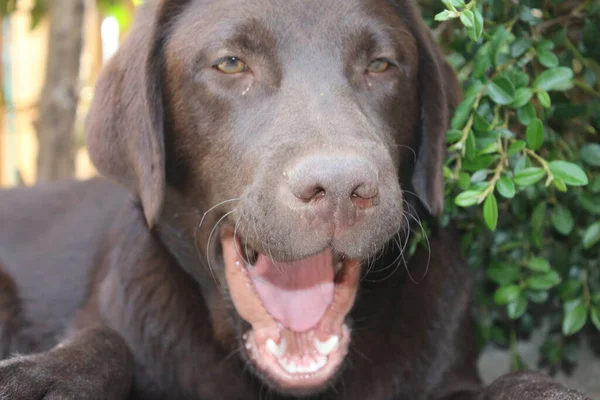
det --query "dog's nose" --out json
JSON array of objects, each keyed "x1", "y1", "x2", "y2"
[{"x1": 285, "y1": 154, "x2": 380, "y2": 215}]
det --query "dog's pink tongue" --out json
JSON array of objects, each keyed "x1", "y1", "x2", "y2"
[{"x1": 248, "y1": 249, "x2": 335, "y2": 332}]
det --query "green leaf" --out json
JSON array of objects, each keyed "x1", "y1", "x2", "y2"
[
  {"x1": 532, "y1": 67, "x2": 574, "y2": 91},
  {"x1": 517, "y1": 103, "x2": 536, "y2": 125},
  {"x1": 537, "y1": 39, "x2": 554, "y2": 52},
  {"x1": 510, "y1": 38, "x2": 533, "y2": 58},
  {"x1": 448, "y1": 0, "x2": 466, "y2": 7},
  {"x1": 460, "y1": 9, "x2": 475, "y2": 28},
  {"x1": 494, "y1": 284, "x2": 522, "y2": 305},
  {"x1": 458, "y1": 172, "x2": 471, "y2": 190},
  {"x1": 514, "y1": 155, "x2": 530, "y2": 173},
  {"x1": 562, "y1": 300, "x2": 588, "y2": 336},
  {"x1": 510, "y1": 70, "x2": 530, "y2": 88},
  {"x1": 583, "y1": 222, "x2": 600, "y2": 249},
  {"x1": 559, "y1": 280, "x2": 583, "y2": 301},
  {"x1": 507, "y1": 295, "x2": 528, "y2": 319},
  {"x1": 29, "y1": 0, "x2": 47, "y2": 30},
  {"x1": 472, "y1": 8, "x2": 484, "y2": 40},
  {"x1": 550, "y1": 204, "x2": 574, "y2": 235},
  {"x1": 580, "y1": 144, "x2": 600, "y2": 167},
  {"x1": 451, "y1": 95, "x2": 477, "y2": 129},
  {"x1": 514, "y1": 167, "x2": 545, "y2": 186},
  {"x1": 487, "y1": 262, "x2": 520, "y2": 285},
  {"x1": 446, "y1": 129, "x2": 463, "y2": 144},
  {"x1": 548, "y1": 161, "x2": 588, "y2": 186},
  {"x1": 435, "y1": 10, "x2": 456, "y2": 21},
  {"x1": 525, "y1": 270, "x2": 561, "y2": 290},
  {"x1": 466, "y1": 131, "x2": 476, "y2": 160},
  {"x1": 471, "y1": 169, "x2": 488, "y2": 183},
  {"x1": 591, "y1": 307, "x2": 600, "y2": 331},
  {"x1": 526, "y1": 257, "x2": 550, "y2": 273},
  {"x1": 537, "y1": 50, "x2": 559, "y2": 68},
  {"x1": 455, "y1": 190, "x2": 482, "y2": 207},
  {"x1": 525, "y1": 118, "x2": 544, "y2": 151},
  {"x1": 537, "y1": 90, "x2": 552, "y2": 108},
  {"x1": 591, "y1": 177, "x2": 600, "y2": 193},
  {"x1": 528, "y1": 290, "x2": 549, "y2": 304},
  {"x1": 441, "y1": 0, "x2": 456, "y2": 9},
  {"x1": 511, "y1": 88, "x2": 534, "y2": 108},
  {"x1": 474, "y1": 112, "x2": 491, "y2": 132},
  {"x1": 579, "y1": 193, "x2": 600, "y2": 215},
  {"x1": 472, "y1": 47, "x2": 491, "y2": 79},
  {"x1": 508, "y1": 140, "x2": 527, "y2": 156},
  {"x1": 489, "y1": 28, "x2": 510, "y2": 66},
  {"x1": 478, "y1": 142, "x2": 498, "y2": 156},
  {"x1": 487, "y1": 76, "x2": 515, "y2": 105},
  {"x1": 496, "y1": 177, "x2": 516, "y2": 198},
  {"x1": 483, "y1": 193, "x2": 499, "y2": 231},
  {"x1": 553, "y1": 178, "x2": 567, "y2": 192}
]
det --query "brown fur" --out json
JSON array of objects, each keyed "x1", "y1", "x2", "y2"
[{"x1": 0, "y1": 1, "x2": 590, "y2": 399}]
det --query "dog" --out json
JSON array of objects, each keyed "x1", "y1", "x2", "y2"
[{"x1": 0, "y1": 0, "x2": 591, "y2": 399}]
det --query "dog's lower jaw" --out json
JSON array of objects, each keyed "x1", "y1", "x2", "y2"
[{"x1": 221, "y1": 229, "x2": 361, "y2": 393}]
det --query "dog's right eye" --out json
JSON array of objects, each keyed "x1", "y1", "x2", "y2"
[{"x1": 213, "y1": 56, "x2": 249, "y2": 74}]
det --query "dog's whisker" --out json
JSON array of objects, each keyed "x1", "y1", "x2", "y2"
[
  {"x1": 393, "y1": 143, "x2": 417, "y2": 164},
  {"x1": 198, "y1": 198, "x2": 241, "y2": 232},
  {"x1": 365, "y1": 230, "x2": 403, "y2": 278},
  {"x1": 233, "y1": 216, "x2": 251, "y2": 267},
  {"x1": 204, "y1": 210, "x2": 236, "y2": 290},
  {"x1": 401, "y1": 189, "x2": 432, "y2": 215},
  {"x1": 403, "y1": 200, "x2": 431, "y2": 281}
]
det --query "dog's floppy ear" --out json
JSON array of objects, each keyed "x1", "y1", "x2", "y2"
[
  {"x1": 409, "y1": 14, "x2": 460, "y2": 216},
  {"x1": 86, "y1": 1, "x2": 188, "y2": 227}
]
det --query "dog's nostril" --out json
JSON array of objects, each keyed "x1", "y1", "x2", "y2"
[
  {"x1": 352, "y1": 183, "x2": 379, "y2": 200},
  {"x1": 286, "y1": 154, "x2": 380, "y2": 212},
  {"x1": 351, "y1": 184, "x2": 380, "y2": 209},
  {"x1": 298, "y1": 186, "x2": 326, "y2": 202}
]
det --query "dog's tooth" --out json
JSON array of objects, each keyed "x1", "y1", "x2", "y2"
[
  {"x1": 266, "y1": 339, "x2": 279, "y2": 357},
  {"x1": 314, "y1": 335, "x2": 339, "y2": 356},
  {"x1": 266, "y1": 338, "x2": 287, "y2": 358},
  {"x1": 305, "y1": 360, "x2": 319, "y2": 374},
  {"x1": 313, "y1": 356, "x2": 327, "y2": 372},
  {"x1": 278, "y1": 338, "x2": 288, "y2": 355},
  {"x1": 282, "y1": 360, "x2": 298, "y2": 374}
]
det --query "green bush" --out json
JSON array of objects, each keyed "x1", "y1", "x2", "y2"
[{"x1": 421, "y1": 0, "x2": 600, "y2": 372}]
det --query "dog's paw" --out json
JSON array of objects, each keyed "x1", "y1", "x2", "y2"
[{"x1": 0, "y1": 355, "x2": 89, "y2": 400}]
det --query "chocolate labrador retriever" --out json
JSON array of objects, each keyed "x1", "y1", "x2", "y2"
[{"x1": 0, "y1": 0, "x2": 591, "y2": 399}]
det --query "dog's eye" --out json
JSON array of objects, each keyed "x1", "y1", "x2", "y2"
[
  {"x1": 367, "y1": 58, "x2": 391, "y2": 74},
  {"x1": 213, "y1": 56, "x2": 249, "y2": 74}
]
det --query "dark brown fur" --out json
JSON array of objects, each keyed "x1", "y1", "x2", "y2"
[{"x1": 0, "y1": 0, "x2": 591, "y2": 399}]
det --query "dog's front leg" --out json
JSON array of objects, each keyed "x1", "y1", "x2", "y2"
[
  {"x1": 481, "y1": 371, "x2": 591, "y2": 400},
  {"x1": 0, "y1": 325, "x2": 133, "y2": 400}
]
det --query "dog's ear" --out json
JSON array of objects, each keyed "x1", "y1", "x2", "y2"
[
  {"x1": 86, "y1": 1, "x2": 188, "y2": 227},
  {"x1": 409, "y1": 16, "x2": 460, "y2": 217}
]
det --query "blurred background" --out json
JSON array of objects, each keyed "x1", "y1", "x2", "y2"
[
  {"x1": 0, "y1": 0, "x2": 599, "y2": 397},
  {"x1": 0, "y1": 0, "x2": 138, "y2": 187}
]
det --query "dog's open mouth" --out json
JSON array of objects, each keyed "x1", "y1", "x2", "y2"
[{"x1": 220, "y1": 228, "x2": 361, "y2": 392}]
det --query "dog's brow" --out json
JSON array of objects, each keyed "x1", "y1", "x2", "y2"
[{"x1": 224, "y1": 20, "x2": 276, "y2": 60}]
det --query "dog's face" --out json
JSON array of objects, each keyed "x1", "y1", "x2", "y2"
[{"x1": 87, "y1": 0, "x2": 458, "y2": 395}]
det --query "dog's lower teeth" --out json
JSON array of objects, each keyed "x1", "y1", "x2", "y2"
[
  {"x1": 281, "y1": 356, "x2": 327, "y2": 374},
  {"x1": 266, "y1": 338, "x2": 287, "y2": 358},
  {"x1": 314, "y1": 335, "x2": 339, "y2": 356}
]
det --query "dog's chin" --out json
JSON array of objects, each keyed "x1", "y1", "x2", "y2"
[{"x1": 220, "y1": 228, "x2": 362, "y2": 395}]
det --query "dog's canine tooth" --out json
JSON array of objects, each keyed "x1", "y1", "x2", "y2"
[
  {"x1": 314, "y1": 335, "x2": 339, "y2": 356},
  {"x1": 266, "y1": 338, "x2": 287, "y2": 358}
]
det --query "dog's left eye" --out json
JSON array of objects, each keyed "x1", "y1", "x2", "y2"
[
  {"x1": 367, "y1": 58, "x2": 391, "y2": 73},
  {"x1": 213, "y1": 56, "x2": 249, "y2": 74}
]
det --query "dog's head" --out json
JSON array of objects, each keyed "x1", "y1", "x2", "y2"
[{"x1": 87, "y1": 0, "x2": 458, "y2": 395}]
